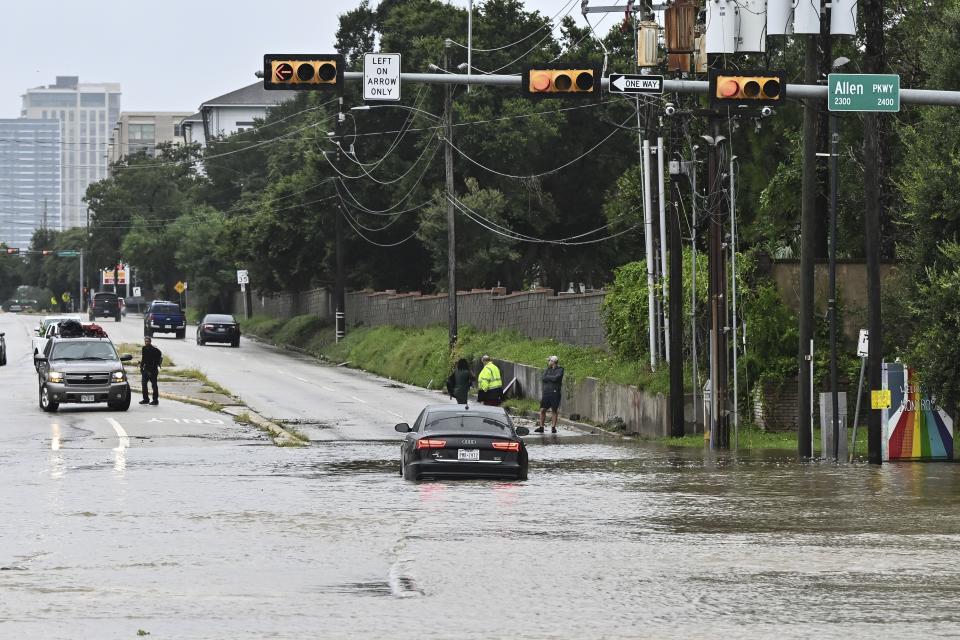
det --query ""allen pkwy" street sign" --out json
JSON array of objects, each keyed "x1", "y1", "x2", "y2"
[{"x1": 607, "y1": 73, "x2": 664, "y2": 95}]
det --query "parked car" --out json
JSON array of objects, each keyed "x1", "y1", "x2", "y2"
[
  {"x1": 122, "y1": 296, "x2": 148, "y2": 315},
  {"x1": 395, "y1": 404, "x2": 529, "y2": 480},
  {"x1": 143, "y1": 300, "x2": 186, "y2": 338},
  {"x1": 35, "y1": 335, "x2": 132, "y2": 412},
  {"x1": 0, "y1": 331, "x2": 6, "y2": 366},
  {"x1": 197, "y1": 313, "x2": 240, "y2": 347},
  {"x1": 88, "y1": 291, "x2": 121, "y2": 322}
]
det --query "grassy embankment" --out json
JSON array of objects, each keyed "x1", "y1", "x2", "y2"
[{"x1": 238, "y1": 314, "x2": 858, "y2": 451}]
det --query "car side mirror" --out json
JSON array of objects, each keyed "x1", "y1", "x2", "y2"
[
  {"x1": 35, "y1": 326, "x2": 41, "y2": 335},
  {"x1": 394, "y1": 423, "x2": 411, "y2": 433},
  {"x1": 120, "y1": 354, "x2": 133, "y2": 362},
  {"x1": 515, "y1": 426, "x2": 530, "y2": 436},
  {"x1": 34, "y1": 355, "x2": 47, "y2": 362}
]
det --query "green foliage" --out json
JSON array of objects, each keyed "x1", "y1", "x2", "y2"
[
  {"x1": 740, "y1": 281, "x2": 799, "y2": 383},
  {"x1": 272, "y1": 314, "x2": 330, "y2": 347}
]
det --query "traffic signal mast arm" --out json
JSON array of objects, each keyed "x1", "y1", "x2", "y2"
[{"x1": 338, "y1": 71, "x2": 960, "y2": 106}]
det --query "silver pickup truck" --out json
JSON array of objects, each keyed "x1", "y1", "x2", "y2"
[{"x1": 35, "y1": 336, "x2": 133, "y2": 412}]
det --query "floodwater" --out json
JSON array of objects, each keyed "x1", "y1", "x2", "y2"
[{"x1": 3, "y1": 433, "x2": 960, "y2": 639}]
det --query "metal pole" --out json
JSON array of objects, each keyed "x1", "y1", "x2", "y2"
[
  {"x1": 79, "y1": 250, "x2": 84, "y2": 315},
  {"x1": 810, "y1": 338, "x2": 816, "y2": 457},
  {"x1": 730, "y1": 153, "x2": 739, "y2": 450},
  {"x1": 669, "y1": 159, "x2": 684, "y2": 437},
  {"x1": 829, "y1": 110, "x2": 841, "y2": 460},
  {"x1": 658, "y1": 137, "x2": 669, "y2": 363},
  {"x1": 849, "y1": 355, "x2": 866, "y2": 461},
  {"x1": 467, "y1": 0, "x2": 473, "y2": 94},
  {"x1": 690, "y1": 149, "x2": 699, "y2": 434},
  {"x1": 334, "y1": 100, "x2": 346, "y2": 343},
  {"x1": 643, "y1": 140, "x2": 657, "y2": 370},
  {"x1": 707, "y1": 114, "x2": 728, "y2": 448},
  {"x1": 444, "y1": 42, "x2": 458, "y2": 350}
]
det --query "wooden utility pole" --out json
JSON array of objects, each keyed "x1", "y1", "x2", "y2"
[
  {"x1": 862, "y1": 0, "x2": 885, "y2": 465},
  {"x1": 443, "y1": 41, "x2": 458, "y2": 350}
]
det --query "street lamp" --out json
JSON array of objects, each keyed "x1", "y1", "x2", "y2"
[{"x1": 828, "y1": 56, "x2": 850, "y2": 461}]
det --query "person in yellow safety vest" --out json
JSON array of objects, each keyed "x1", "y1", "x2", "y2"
[{"x1": 477, "y1": 355, "x2": 503, "y2": 406}]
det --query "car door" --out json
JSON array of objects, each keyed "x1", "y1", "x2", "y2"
[{"x1": 402, "y1": 409, "x2": 426, "y2": 465}]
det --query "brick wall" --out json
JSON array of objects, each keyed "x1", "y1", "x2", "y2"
[{"x1": 232, "y1": 289, "x2": 333, "y2": 320}]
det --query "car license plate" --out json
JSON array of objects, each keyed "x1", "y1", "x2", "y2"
[
  {"x1": 80, "y1": 394, "x2": 95, "y2": 402},
  {"x1": 458, "y1": 449, "x2": 480, "y2": 461}
]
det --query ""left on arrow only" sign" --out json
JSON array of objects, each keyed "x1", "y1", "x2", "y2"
[{"x1": 608, "y1": 73, "x2": 664, "y2": 95}]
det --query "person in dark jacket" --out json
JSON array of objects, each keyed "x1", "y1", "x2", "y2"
[
  {"x1": 536, "y1": 355, "x2": 564, "y2": 433},
  {"x1": 447, "y1": 358, "x2": 474, "y2": 405},
  {"x1": 139, "y1": 336, "x2": 163, "y2": 405}
]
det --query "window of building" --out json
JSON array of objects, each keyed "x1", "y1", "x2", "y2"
[
  {"x1": 29, "y1": 93, "x2": 76, "y2": 108},
  {"x1": 80, "y1": 93, "x2": 105, "y2": 107},
  {"x1": 173, "y1": 123, "x2": 182, "y2": 137},
  {"x1": 128, "y1": 123, "x2": 155, "y2": 141}
]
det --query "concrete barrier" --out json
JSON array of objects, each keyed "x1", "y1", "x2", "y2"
[{"x1": 495, "y1": 358, "x2": 701, "y2": 438}]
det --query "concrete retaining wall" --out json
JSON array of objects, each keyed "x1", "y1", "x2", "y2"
[
  {"x1": 233, "y1": 289, "x2": 333, "y2": 320},
  {"x1": 496, "y1": 358, "x2": 702, "y2": 438}
]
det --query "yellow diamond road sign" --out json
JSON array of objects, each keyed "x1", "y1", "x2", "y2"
[
  {"x1": 174, "y1": 281, "x2": 185, "y2": 294},
  {"x1": 871, "y1": 390, "x2": 891, "y2": 410}
]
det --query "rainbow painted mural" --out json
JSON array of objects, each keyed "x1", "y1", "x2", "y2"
[{"x1": 883, "y1": 365, "x2": 954, "y2": 462}]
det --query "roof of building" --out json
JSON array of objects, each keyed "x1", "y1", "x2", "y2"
[{"x1": 200, "y1": 82, "x2": 297, "y2": 108}]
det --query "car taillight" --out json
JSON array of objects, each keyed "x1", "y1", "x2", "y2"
[
  {"x1": 492, "y1": 441, "x2": 520, "y2": 451},
  {"x1": 204, "y1": 324, "x2": 215, "y2": 329},
  {"x1": 416, "y1": 439, "x2": 447, "y2": 449}
]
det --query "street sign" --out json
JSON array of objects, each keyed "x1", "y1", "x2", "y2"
[
  {"x1": 133, "y1": 286, "x2": 141, "y2": 298},
  {"x1": 237, "y1": 269, "x2": 249, "y2": 285},
  {"x1": 857, "y1": 329, "x2": 869, "y2": 357},
  {"x1": 363, "y1": 53, "x2": 401, "y2": 101},
  {"x1": 871, "y1": 389, "x2": 892, "y2": 410},
  {"x1": 828, "y1": 73, "x2": 900, "y2": 112},
  {"x1": 174, "y1": 281, "x2": 186, "y2": 295},
  {"x1": 57, "y1": 250, "x2": 79, "y2": 257},
  {"x1": 608, "y1": 73, "x2": 664, "y2": 95}
]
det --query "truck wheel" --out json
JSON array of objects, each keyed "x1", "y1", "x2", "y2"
[
  {"x1": 39, "y1": 384, "x2": 59, "y2": 412},
  {"x1": 231, "y1": 339, "x2": 239, "y2": 348},
  {"x1": 176, "y1": 329, "x2": 185, "y2": 339}
]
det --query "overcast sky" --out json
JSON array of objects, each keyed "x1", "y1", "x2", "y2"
[{"x1": 0, "y1": 0, "x2": 602, "y2": 118}]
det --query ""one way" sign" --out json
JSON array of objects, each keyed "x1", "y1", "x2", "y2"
[{"x1": 608, "y1": 73, "x2": 664, "y2": 95}]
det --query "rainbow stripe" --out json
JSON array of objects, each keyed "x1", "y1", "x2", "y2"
[{"x1": 885, "y1": 368, "x2": 954, "y2": 461}]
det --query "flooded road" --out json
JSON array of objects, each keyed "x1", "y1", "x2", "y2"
[{"x1": 4, "y1": 433, "x2": 960, "y2": 639}]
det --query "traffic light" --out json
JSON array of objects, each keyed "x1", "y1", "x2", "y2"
[
  {"x1": 709, "y1": 70, "x2": 785, "y2": 107},
  {"x1": 522, "y1": 64, "x2": 600, "y2": 98},
  {"x1": 263, "y1": 54, "x2": 344, "y2": 91},
  {"x1": 4, "y1": 247, "x2": 19, "y2": 255}
]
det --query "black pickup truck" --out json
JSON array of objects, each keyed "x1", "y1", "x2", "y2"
[{"x1": 143, "y1": 300, "x2": 187, "y2": 339}]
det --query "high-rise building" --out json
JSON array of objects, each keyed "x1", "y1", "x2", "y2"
[
  {"x1": 21, "y1": 76, "x2": 121, "y2": 230},
  {"x1": 107, "y1": 111, "x2": 193, "y2": 169},
  {"x1": 0, "y1": 119, "x2": 62, "y2": 249}
]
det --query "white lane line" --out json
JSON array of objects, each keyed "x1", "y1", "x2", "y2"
[
  {"x1": 350, "y1": 395, "x2": 368, "y2": 404},
  {"x1": 106, "y1": 417, "x2": 131, "y2": 449},
  {"x1": 321, "y1": 386, "x2": 334, "y2": 392},
  {"x1": 388, "y1": 410, "x2": 404, "y2": 418},
  {"x1": 296, "y1": 376, "x2": 309, "y2": 383}
]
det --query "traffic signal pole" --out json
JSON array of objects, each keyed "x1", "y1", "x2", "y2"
[{"x1": 798, "y1": 38, "x2": 818, "y2": 459}]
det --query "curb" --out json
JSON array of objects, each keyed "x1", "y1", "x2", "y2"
[
  {"x1": 512, "y1": 408, "x2": 625, "y2": 437},
  {"x1": 157, "y1": 391, "x2": 306, "y2": 447}
]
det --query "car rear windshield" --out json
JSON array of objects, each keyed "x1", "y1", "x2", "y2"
[
  {"x1": 94, "y1": 293, "x2": 117, "y2": 300},
  {"x1": 51, "y1": 341, "x2": 118, "y2": 361},
  {"x1": 152, "y1": 304, "x2": 182, "y2": 314},
  {"x1": 205, "y1": 315, "x2": 235, "y2": 323},
  {"x1": 424, "y1": 413, "x2": 512, "y2": 434}
]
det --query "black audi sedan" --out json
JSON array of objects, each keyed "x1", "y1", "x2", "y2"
[
  {"x1": 396, "y1": 404, "x2": 529, "y2": 481},
  {"x1": 196, "y1": 314, "x2": 240, "y2": 347}
]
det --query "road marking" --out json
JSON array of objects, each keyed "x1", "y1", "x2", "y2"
[
  {"x1": 351, "y1": 395, "x2": 368, "y2": 404},
  {"x1": 388, "y1": 410, "x2": 403, "y2": 418},
  {"x1": 321, "y1": 385, "x2": 334, "y2": 392},
  {"x1": 106, "y1": 417, "x2": 131, "y2": 449},
  {"x1": 296, "y1": 376, "x2": 309, "y2": 383}
]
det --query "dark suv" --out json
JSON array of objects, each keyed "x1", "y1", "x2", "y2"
[
  {"x1": 144, "y1": 300, "x2": 187, "y2": 339},
  {"x1": 89, "y1": 291, "x2": 121, "y2": 322}
]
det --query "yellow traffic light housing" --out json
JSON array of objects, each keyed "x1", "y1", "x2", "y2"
[
  {"x1": 522, "y1": 64, "x2": 600, "y2": 98},
  {"x1": 263, "y1": 54, "x2": 344, "y2": 91},
  {"x1": 709, "y1": 70, "x2": 785, "y2": 107}
]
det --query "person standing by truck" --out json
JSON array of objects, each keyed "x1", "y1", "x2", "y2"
[{"x1": 139, "y1": 336, "x2": 163, "y2": 405}]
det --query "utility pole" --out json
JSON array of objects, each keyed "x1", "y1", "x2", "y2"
[
  {"x1": 443, "y1": 40, "x2": 458, "y2": 350},
  {"x1": 334, "y1": 100, "x2": 346, "y2": 342},
  {"x1": 798, "y1": 35, "x2": 819, "y2": 458},
  {"x1": 828, "y1": 104, "x2": 840, "y2": 460},
  {"x1": 669, "y1": 141, "x2": 684, "y2": 437},
  {"x1": 863, "y1": 0, "x2": 885, "y2": 465},
  {"x1": 706, "y1": 100, "x2": 729, "y2": 448}
]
